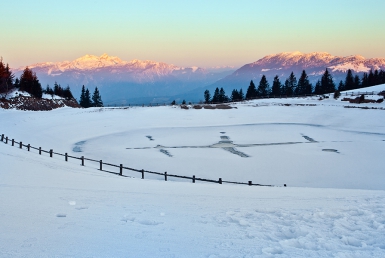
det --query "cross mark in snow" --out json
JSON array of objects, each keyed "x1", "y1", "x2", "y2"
[{"x1": 126, "y1": 134, "x2": 318, "y2": 158}]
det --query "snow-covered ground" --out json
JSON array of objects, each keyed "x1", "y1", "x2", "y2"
[{"x1": 1, "y1": 85, "x2": 385, "y2": 257}]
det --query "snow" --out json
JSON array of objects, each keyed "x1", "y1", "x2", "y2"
[
  {"x1": 1, "y1": 89, "x2": 65, "y2": 100},
  {"x1": 1, "y1": 85, "x2": 385, "y2": 257}
]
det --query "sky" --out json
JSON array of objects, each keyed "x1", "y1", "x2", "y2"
[{"x1": 2, "y1": 0, "x2": 385, "y2": 68}]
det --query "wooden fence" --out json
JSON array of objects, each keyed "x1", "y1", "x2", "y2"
[{"x1": 0, "y1": 133, "x2": 274, "y2": 187}]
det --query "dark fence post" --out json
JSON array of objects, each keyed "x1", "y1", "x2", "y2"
[
  {"x1": 248, "y1": 181, "x2": 252, "y2": 186},
  {"x1": 50, "y1": 149, "x2": 53, "y2": 157},
  {"x1": 99, "y1": 160, "x2": 102, "y2": 170},
  {"x1": 141, "y1": 169, "x2": 144, "y2": 179},
  {"x1": 1, "y1": 134, "x2": 3, "y2": 141},
  {"x1": 120, "y1": 164, "x2": 123, "y2": 176},
  {"x1": 39, "y1": 147, "x2": 41, "y2": 155},
  {"x1": 192, "y1": 175, "x2": 195, "y2": 183},
  {"x1": 65, "y1": 153, "x2": 68, "y2": 161},
  {"x1": 12, "y1": 139, "x2": 14, "y2": 146},
  {"x1": 164, "y1": 172, "x2": 167, "y2": 181},
  {"x1": 20, "y1": 141, "x2": 22, "y2": 149},
  {"x1": 81, "y1": 156, "x2": 84, "y2": 166},
  {"x1": 219, "y1": 178, "x2": 222, "y2": 184},
  {"x1": 5, "y1": 137, "x2": 8, "y2": 144},
  {"x1": 27, "y1": 144, "x2": 30, "y2": 151}
]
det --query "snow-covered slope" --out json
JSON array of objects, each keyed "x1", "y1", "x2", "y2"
[{"x1": 1, "y1": 88, "x2": 385, "y2": 257}]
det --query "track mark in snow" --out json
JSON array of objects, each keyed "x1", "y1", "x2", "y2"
[
  {"x1": 56, "y1": 213, "x2": 66, "y2": 218},
  {"x1": 159, "y1": 149, "x2": 173, "y2": 157},
  {"x1": 146, "y1": 135, "x2": 154, "y2": 141},
  {"x1": 301, "y1": 134, "x2": 317, "y2": 142},
  {"x1": 322, "y1": 149, "x2": 339, "y2": 153},
  {"x1": 73, "y1": 141, "x2": 86, "y2": 152}
]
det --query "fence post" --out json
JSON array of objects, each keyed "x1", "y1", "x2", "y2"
[
  {"x1": 39, "y1": 147, "x2": 41, "y2": 155},
  {"x1": 50, "y1": 149, "x2": 53, "y2": 157},
  {"x1": 141, "y1": 169, "x2": 144, "y2": 179},
  {"x1": 192, "y1": 175, "x2": 195, "y2": 183},
  {"x1": 99, "y1": 160, "x2": 102, "y2": 170},
  {"x1": 1, "y1": 134, "x2": 3, "y2": 141},
  {"x1": 219, "y1": 178, "x2": 222, "y2": 184},
  {"x1": 12, "y1": 139, "x2": 14, "y2": 146},
  {"x1": 65, "y1": 153, "x2": 68, "y2": 161},
  {"x1": 20, "y1": 141, "x2": 22, "y2": 149},
  {"x1": 120, "y1": 164, "x2": 123, "y2": 176},
  {"x1": 81, "y1": 156, "x2": 84, "y2": 166},
  {"x1": 164, "y1": 172, "x2": 167, "y2": 181},
  {"x1": 27, "y1": 144, "x2": 30, "y2": 151},
  {"x1": 5, "y1": 137, "x2": 8, "y2": 144},
  {"x1": 248, "y1": 181, "x2": 252, "y2": 186}
]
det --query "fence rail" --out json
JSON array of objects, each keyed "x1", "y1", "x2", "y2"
[{"x1": 0, "y1": 133, "x2": 274, "y2": 187}]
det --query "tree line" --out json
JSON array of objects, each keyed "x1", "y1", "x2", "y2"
[
  {"x1": 79, "y1": 85, "x2": 103, "y2": 108},
  {"x1": 1, "y1": 57, "x2": 103, "y2": 108},
  {"x1": 0, "y1": 58, "x2": 75, "y2": 100},
  {"x1": 203, "y1": 69, "x2": 385, "y2": 103}
]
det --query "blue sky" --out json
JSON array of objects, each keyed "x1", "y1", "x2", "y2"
[{"x1": 2, "y1": 0, "x2": 385, "y2": 68}]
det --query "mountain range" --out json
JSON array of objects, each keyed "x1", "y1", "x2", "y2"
[{"x1": 13, "y1": 52, "x2": 385, "y2": 104}]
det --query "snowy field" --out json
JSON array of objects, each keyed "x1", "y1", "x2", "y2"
[{"x1": 1, "y1": 85, "x2": 385, "y2": 257}]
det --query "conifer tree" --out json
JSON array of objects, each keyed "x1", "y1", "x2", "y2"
[
  {"x1": 218, "y1": 87, "x2": 228, "y2": 102},
  {"x1": 91, "y1": 87, "x2": 103, "y2": 107},
  {"x1": 212, "y1": 87, "x2": 220, "y2": 103},
  {"x1": 245, "y1": 80, "x2": 257, "y2": 99},
  {"x1": 314, "y1": 80, "x2": 321, "y2": 95},
  {"x1": 361, "y1": 73, "x2": 369, "y2": 88},
  {"x1": 204, "y1": 89, "x2": 211, "y2": 103},
  {"x1": 239, "y1": 88, "x2": 244, "y2": 100},
  {"x1": 271, "y1": 75, "x2": 282, "y2": 96},
  {"x1": 344, "y1": 69, "x2": 354, "y2": 91},
  {"x1": 297, "y1": 70, "x2": 312, "y2": 95},
  {"x1": 338, "y1": 80, "x2": 345, "y2": 91},
  {"x1": 84, "y1": 88, "x2": 92, "y2": 108},
  {"x1": 320, "y1": 69, "x2": 335, "y2": 94},
  {"x1": 79, "y1": 85, "x2": 86, "y2": 107},
  {"x1": 19, "y1": 67, "x2": 42, "y2": 98},
  {"x1": 283, "y1": 72, "x2": 297, "y2": 96},
  {"x1": 231, "y1": 89, "x2": 239, "y2": 102},
  {"x1": 353, "y1": 75, "x2": 361, "y2": 89},
  {"x1": 257, "y1": 75, "x2": 270, "y2": 96}
]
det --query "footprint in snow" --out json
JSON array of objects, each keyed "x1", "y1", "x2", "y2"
[{"x1": 56, "y1": 213, "x2": 67, "y2": 218}]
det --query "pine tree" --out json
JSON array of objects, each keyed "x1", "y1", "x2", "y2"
[
  {"x1": 314, "y1": 80, "x2": 321, "y2": 95},
  {"x1": 0, "y1": 61, "x2": 14, "y2": 95},
  {"x1": 344, "y1": 69, "x2": 354, "y2": 91},
  {"x1": 218, "y1": 87, "x2": 228, "y2": 102},
  {"x1": 367, "y1": 70, "x2": 375, "y2": 86},
  {"x1": 84, "y1": 88, "x2": 92, "y2": 108},
  {"x1": 361, "y1": 73, "x2": 369, "y2": 88},
  {"x1": 212, "y1": 87, "x2": 220, "y2": 103},
  {"x1": 297, "y1": 70, "x2": 312, "y2": 95},
  {"x1": 271, "y1": 75, "x2": 282, "y2": 96},
  {"x1": 245, "y1": 80, "x2": 257, "y2": 99},
  {"x1": 353, "y1": 75, "x2": 361, "y2": 89},
  {"x1": 338, "y1": 80, "x2": 345, "y2": 91},
  {"x1": 79, "y1": 85, "x2": 86, "y2": 107},
  {"x1": 231, "y1": 89, "x2": 239, "y2": 102},
  {"x1": 238, "y1": 88, "x2": 244, "y2": 100},
  {"x1": 283, "y1": 72, "x2": 297, "y2": 96},
  {"x1": 204, "y1": 90, "x2": 211, "y2": 103},
  {"x1": 19, "y1": 67, "x2": 42, "y2": 98},
  {"x1": 91, "y1": 87, "x2": 103, "y2": 107},
  {"x1": 63, "y1": 86, "x2": 74, "y2": 100},
  {"x1": 257, "y1": 75, "x2": 270, "y2": 96},
  {"x1": 320, "y1": 69, "x2": 335, "y2": 94}
]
